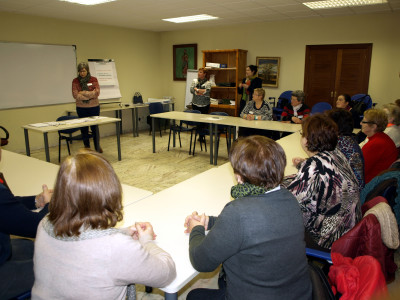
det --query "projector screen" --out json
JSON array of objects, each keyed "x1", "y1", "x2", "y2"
[{"x1": 0, "y1": 42, "x2": 77, "y2": 110}]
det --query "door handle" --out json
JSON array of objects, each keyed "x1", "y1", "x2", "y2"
[{"x1": 330, "y1": 91, "x2": 333, "y2": 98}]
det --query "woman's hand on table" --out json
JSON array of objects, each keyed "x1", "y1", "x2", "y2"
[
  {"x1": 291, "y1": 116, "x2": 302, "y2": 124},
  {"x1": 128, "y1": 222, "x2": 157, "y2": 241},
  {"x1": 184, "y1": 211, "x2": 209, "y2": 233},
  {"x1": 35, "y1": 184, "x2": 53, "y2": 208},
  {"x1": 292, "y1": 157, "x2": 305, "y2": 168}
]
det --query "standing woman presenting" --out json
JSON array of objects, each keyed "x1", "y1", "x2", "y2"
[
  {"x1": 190, "y1": 68, "x2": 211, "y2": 114},
  {"x1": 238, "y1": 65, "x2": 262, "y2": 113},
  {"x1": 72, "y1": 62, "x2": 102, "y2": 153}
]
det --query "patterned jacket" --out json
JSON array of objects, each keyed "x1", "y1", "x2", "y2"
[{"x1": 283, "y1": 149, "x2": 361, "y2": 249}]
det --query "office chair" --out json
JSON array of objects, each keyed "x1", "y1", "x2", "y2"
[
  {"x1": 308, "y1": 262, "x2": 335, "y2": 300},
  {"x1": 311, "y1": 102, "x2": 332, "y2": 115},
  {"x1": 168, "y1": 110, "x2": 200, "y2": 155},
  {"x1": 147, "y1": 102, "x2": 165, "y2": 137},
  {"x1": 273, "y1": 90, "x2": 292, "y2": 120},
  {"x1": 57, "y1": 115, "x2": 93, "y2": 162}
]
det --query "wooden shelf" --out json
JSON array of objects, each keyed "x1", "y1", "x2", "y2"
[{"x1": 202, "y1": 49, "x2": 247, "y2": 117}]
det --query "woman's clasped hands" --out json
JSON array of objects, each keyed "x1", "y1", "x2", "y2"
[
  {"x1": 184, "y1": 211, "x2": 209, "y2": 234},
  {"x1": 126, "y1": 222, "x2": 157, "y2": 241}
]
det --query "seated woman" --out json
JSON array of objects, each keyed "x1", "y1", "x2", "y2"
[
  {"x1": 239, "y1": 88, "x2": 273, "y2": 137},
  {"x1": 283, "y1": 114, "x2": 361, "y2": 251},
  {"x1": 184, "y1": 136, "x2": 312, "y2": 300},
  {"x1": 32, "y1": 150, "x2": 176, "y2": 300},
  {"x1": 383, "y1": 103, "x2": 400, "y2": 148},
  {"x1": 0, "y1": 144, "x2": 51, "y2": 300},
  {"x1": 360, "y1": 109, "x2": 398, "y2": 183},
  {"x1": 326, "y1": 108, "x2": 365, "y2": 191},
  {"x1": 281, "y1": 90, "x2": 310, "y2": 124}
]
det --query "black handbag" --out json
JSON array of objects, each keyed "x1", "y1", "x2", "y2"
[
  {"x1": 133, "y1": 92, "x2": 143, "y2": 104},
  {"x1": 0, "y1": 126, "x2": 9, "y2": 146}
]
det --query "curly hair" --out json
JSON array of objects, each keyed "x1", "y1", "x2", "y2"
[
  {"x1": 229, "y1": 136, "x2": 286, "y2": 189},
  {"x1": 302, "y1": 113, "x2": 338, "y2": 152}
]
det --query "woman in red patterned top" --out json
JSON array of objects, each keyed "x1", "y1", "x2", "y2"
[
  {"x1": 72, "y1": 62, "x2": 102, "y2": 152},
  {"x1": 281, "y1": 90, "x2": 310, "y2": 124}
]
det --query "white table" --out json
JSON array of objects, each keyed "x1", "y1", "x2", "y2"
[
  {"x1": 151, "y1": 111, "x2": 302, "y2": 165},
  {"x1": 119, "y1": 163, "x2": 237, "y2": 300},
  {"x1": 22, "y1": 116, "x2": 122, "y2": 162},
  {"x1": 0, "y1": 150, "x2": 152, "y2": 207},
  {"x1": 277, "y1": 130, "x2": 307, "y2": 176},
  {"x1": 68, "y1": 101, "x2": 174, "y2": 137}
]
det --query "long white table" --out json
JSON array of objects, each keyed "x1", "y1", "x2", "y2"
[
  {"x1": 22, "y1": 116, "x2": 122, "y2": 162},
  {"x1": 151, "y1": 111, "x2": 302, "y2": 165},
  {"x1": 0, "y1": 150, "x2": 152, "y2": 207}
]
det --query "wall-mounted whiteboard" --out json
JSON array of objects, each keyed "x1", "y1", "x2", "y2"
[
  {"x1": 88, "y1": 59, "x2": 121, "y2": 100},
  {"x1": 0, "y1": 42, "x2": 77, "y2": 110},
  {"x1": 185, "y1": 69, "x2": 198, "y2": 108}
]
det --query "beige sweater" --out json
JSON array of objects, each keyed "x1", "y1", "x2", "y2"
[{"x1": 32, "y1": 220, "x2": 176, "y2": 300}]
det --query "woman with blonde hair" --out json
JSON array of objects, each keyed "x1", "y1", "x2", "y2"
[
  {"x1": 360, "y1": 109, "x2": 398, "y2": 183},
  {"x1": 32, "y1": 150, "x2": 176, "y2": 300}
]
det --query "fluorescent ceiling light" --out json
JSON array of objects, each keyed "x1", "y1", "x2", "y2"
[
  {"x1": 163, "y1": 14, "x2": 219, "y2": 23},
  {"x1": 303, "y1": 0, "x2": 387, "y2": 9},
  {"x1": 60, "y1": 0, "x2": 116, "y2": 5}
]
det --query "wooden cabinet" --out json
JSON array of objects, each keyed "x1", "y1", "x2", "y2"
[{"x1": 202, "y1": 49, "x2": 247, "y2": 116}]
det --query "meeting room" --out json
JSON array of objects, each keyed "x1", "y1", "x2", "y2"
[{"x1": 1, "y1": 0, "x2": 400, "y2": 299}]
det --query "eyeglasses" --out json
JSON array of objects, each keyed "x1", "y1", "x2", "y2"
[{"x1": 361, "y1": 121, "x2": 375, "y2": 124}]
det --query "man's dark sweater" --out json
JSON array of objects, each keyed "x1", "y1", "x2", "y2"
[
  {"x1": 0, "y1": 183, "x2": 49, "y2": 265},
  {"x1": 189, "y1": 187, "x2": 312, "y2": 300}
]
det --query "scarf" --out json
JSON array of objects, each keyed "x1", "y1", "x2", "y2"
[
  {"x1": 78, "y1": 72, "x2": 92, "y2": 91},
  {"x1": 230, "y1": 182, "x2": 268, "y2": 199},
  {"x1": 196, "y1": 78, "x2": 207, "y2": 89},
  {"x1": 292, "y1": 103, "x2": 302, "y2": 117}
]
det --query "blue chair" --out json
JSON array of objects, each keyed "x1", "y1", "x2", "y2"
[
  {"x1": 351, "y1": 94, "x2": 374, "y2": 123},
  {"x1": 273, "y1": 90, "x2": 292, "y2": 120},
  {"x1": 168, "y1": 110, "x2": 201, "y2": 155},
  {"x1": 306, "y1": 248, "x2": 332, "y2": 264},
  {"x1": 311, "y1": 102, "x2": 332, "y2": 115},
  {"x1": 11, "y1": 290, "x2": 31, "y2": 300},
  {"x1": 57, "y1": 115, "x2": 93, "y2": 163},
  {"x1": 147, "y1": 102, "x2": 165, "y2": 137},
  {"x1": 192, "y1": 112, "x2": 230, "y2": 159}
]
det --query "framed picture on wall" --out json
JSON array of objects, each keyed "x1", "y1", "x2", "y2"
[
  {"x1": 173, "y1": 44, "x2": 197, "y2": 81},
  {"x1": 256, "y1": 57, "x2": 280, "y2": 87}
]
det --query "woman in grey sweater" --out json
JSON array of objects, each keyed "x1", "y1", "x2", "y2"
[{"x1": 184, "y1": 136, "x2": 312, "y2": 300}]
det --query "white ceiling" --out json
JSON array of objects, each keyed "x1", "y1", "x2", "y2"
[{"x1": 1, "y1": 0, "x2": 399, "y2": 32}]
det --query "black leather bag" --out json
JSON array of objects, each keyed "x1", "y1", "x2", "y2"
[
  {"x1": 0, "y1": 126, "x2": 9, "y2": 146},
  {"x1": 133, "y1": 92, "x2": 143, "y2": 104}
]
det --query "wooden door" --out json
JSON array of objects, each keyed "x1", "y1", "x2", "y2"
[{"x1": 304, "y1": 44, "x2": 372, "y2": 109}]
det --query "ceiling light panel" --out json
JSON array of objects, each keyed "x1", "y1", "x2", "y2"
[
  {"x1": 60, "y1": 0, "x2": 117, "y2": 5},
  {"x1": 303, "y1": 0, "x2": 387, "y2": 10},
  {"x1": 163, "y1": 14, "x2": 219, "y2": 23}
]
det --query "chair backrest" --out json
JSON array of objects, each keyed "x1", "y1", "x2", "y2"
[
  {"x1": 182, "y1": 109, "x2": 201, "y2": 126},
  {"x1": 311, "y1": 102, "x2": 332, "y2": 115},
  {"x1": 149, "y1": 102, "x2": 164, "y2": 114},
  {"x1": 273, "y1": 90, "x2": 292, "y2": 120},
  {"x1": 56, "y1": 115, "x2": 80, "y2": 134},
  {"x1": 351, "y1": 94, "x2": 373, "y2": 109},
  {"x1": 210, "y1": 111, "x2": 229, "y2": 131}
]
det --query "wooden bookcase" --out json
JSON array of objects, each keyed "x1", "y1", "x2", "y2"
[{"x1": 202, "y1": 49, "x2": 247, "y2": 116}]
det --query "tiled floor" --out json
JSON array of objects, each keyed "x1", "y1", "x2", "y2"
[{"x1": 26, "y1": 130, "x2": 400, "y2": 299}]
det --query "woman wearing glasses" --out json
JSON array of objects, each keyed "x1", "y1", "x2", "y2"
[{"x1": 360, "y1": 109, "x2": 398, "y2": 183}]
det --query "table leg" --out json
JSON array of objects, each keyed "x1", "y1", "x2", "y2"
[
  {"x1": 172, "y1": 119, "x2": 176, "y2": 147},
  {"x1": 116, "y1": 121, "x2": 121, "y2": 161},
  {"x1": 132, "y1": 108, "x2": 137, "y2": 137},
  {"x1": 209, "y1": 123, "x2": 213, "y2": 165},
  {"x1": 115, "y1": 110, "x2": 123, "y2": 134},
  {"x1": 24, "y1": 129, "x2": 31, "y2": 157},
  {"x1": 164, "y1": 292, "x2": 178, "y2": 300},
  {"x1": 152, "y1": 117, "x2": 156, "y2": 153},
  {"x1": 44, "y1": 133, "x2": 50, "y2": 162},
  {"x1": 214, "y1": 123, "x2": 218, "y2": 166}
]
